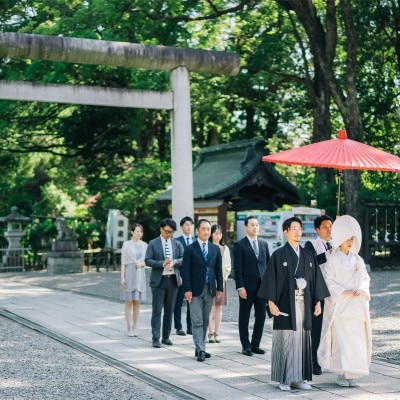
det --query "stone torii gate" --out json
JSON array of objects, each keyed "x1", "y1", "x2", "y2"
[{"x1": 0, "y1": 32, "x2": 240, "y2": 225}]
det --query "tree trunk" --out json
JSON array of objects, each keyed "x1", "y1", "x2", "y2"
[{"x1": 277, "y1": 0, "x2": 363, "y2": 220}]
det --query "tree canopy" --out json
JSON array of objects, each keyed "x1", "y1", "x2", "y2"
[{"x1": 0, "y1": 0, "x2": 399, "y2": 250}]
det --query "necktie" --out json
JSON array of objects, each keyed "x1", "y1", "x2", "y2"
[
  {"x1": 202, "y1": 242, "x2": 208, "y2": 261},
  {"x1": 164, "y1": 240, "x2": 170, "y2": 258},
  {"x1": 252, "y1": 240, "x2": 259, "y2": 258},
  {"x1": 202, "y1": 243, "x2": 209, "y2": 283},
  {"x1": 326, "y1": 241, "x2": 332, "y2": 250},
  {"x1": 186, "y1": 237, "x2": 190, "y2": 246}
]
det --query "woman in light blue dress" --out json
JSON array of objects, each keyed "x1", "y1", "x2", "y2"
[{"x1": 120, "y1": 223, "x2": 148, "y2": 337}]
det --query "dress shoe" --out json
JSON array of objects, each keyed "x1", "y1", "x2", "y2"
[
  {"x1": 161, "y1": 338, "x2": 173, "y2": 345},
  {"x1": 197, "y1": 350, "x2": 205, "y2": 362},
  {"x1": 176, "y1": 329, "x2": 186, "y2": 336},
  {"x1": 242, "y1": 347, "x2": 253, "y2": 356},
  {"x1": 152, "y1": 339, "x2": 162, "y2": 348},
  {"x1": 186, "y1": 329, "x2": 192, "y2": 335},
  {"x1": 313, "y1": 366, "x2": 322, "y2": 375},
  {"x1": 251, "y1": 346, "x2": 265, "y2": 355},
  {"x1": 195, "y1": 349, "x2": 211, "y2": 358}
]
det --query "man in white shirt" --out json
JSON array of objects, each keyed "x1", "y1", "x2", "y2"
[{"x1": 174, "y1": 216, "x2": 195, "y2": 335}]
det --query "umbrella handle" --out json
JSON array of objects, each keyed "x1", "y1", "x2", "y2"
[{"x1": 336, "y1": 170, "x2": 344, "y2": 217}]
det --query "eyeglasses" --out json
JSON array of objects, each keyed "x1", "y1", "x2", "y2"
[{"x1": 162, "y1": 227, "x2": 174, "y2": 235}]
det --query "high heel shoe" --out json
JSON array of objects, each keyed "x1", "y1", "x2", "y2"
[
  {"x1": 213, "y1": 332, "x2": 220, "y2": 343},
  {"x1": 208, "y1": 333, "x2": 215, "y2": 343}
]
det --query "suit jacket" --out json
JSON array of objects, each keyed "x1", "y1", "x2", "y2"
[
  {"x1": 145, "y1": 236, "x2": 184, "y2": 288},
  {"x1": 304, "y1": 237, "x2": 330, "y2": 268},
  {"x1": 234, "y1": 236, "x2": 270, "y2": 292},
  {"x1": 181, "y1": 241, "x2": 223, "y2": 297},
  {"x1": 176, "y1": 235, "x2": 196, "y2": 248}
]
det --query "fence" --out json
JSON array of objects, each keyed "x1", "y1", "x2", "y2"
[
  {"x1": 0, "y1": 247, "x2": 121, "y2": 273},
  {"x1": 82, "y1": 248, "x2": 120, "y2": 272},
  {"x1": 0, "y1": 248, "x2": 29, "y2": 272}
]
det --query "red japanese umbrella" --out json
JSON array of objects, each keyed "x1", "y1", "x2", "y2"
[{"x1": 262, "y1": 129, "x2": 400, "y2": 215}]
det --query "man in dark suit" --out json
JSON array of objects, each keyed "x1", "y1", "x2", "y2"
[
  {"x1": 145, "y1": 218, "x2": 184, "y2": 348},
  {"x1": 174, "y1": 216, "x2": 195, "y2": 336},
  {"x1": 234, "y1": 215, "x2": 270, "y2": 356},
  {"x1": 182, "y1": 219, "x2": 223, "y2": 362},
  {"x1": 304, "y1": 214, "x2": 333, "y2": 375}
]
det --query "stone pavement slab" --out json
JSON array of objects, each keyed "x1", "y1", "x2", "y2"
[{"x1": 1, "y1": 279, "x2": 400, "y2": 399}]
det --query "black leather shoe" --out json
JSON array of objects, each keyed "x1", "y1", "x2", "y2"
[
  {"x1": 195, "y1": 349, "x2": 211, "y2": 358},
  {"x1": 161, "y1": 338, "x2": 173, "y2": 345},
  {"x1": 242, "y1": 347, "x2": 253, "y2": 356},
  {"x1": 186, "y1": 329, "x2": 192, "y2": 335},
  {"x1": 176, "y1": 329, "x2": 186, "y2": 336},
  {"x1": 251, "y1": 346, "x2": 266, "y2": 355},
  {"x1": 197, "y1": 350, "x2": 206, "y2": 362},
  {"x1": 313, "y1": 366, "x2": 322, "y2": 375},
  {"x1": 152, "y1": 340, "x2": 161, "y2": 348}
]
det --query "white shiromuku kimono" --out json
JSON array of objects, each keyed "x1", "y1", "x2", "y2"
[{"x1": 317, "y1": 250, "x2": 372, "y2": 378}]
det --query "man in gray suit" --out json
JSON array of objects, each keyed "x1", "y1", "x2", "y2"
[{"x1": 145, "y1": 218, "x2": 184, "y2": 348}]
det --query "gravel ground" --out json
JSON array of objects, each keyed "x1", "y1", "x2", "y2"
[{"x1": 0, "y1": 316, "x2": 177, "y2": 400}]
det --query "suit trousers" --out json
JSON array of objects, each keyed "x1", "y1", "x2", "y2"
[
  {"x1": 311, "y1": 299, "x2": 324, "y2": 368},
  {"x1": 238, "y1": 280, "x2": 266, "y2": 349},
  {"x1": 189, "y1": 284, "x2": 214, "y2": 352},
  {"x1": 173, "y1": 284, "x2": 192, "y2": 331},
  {"x1": 151, "y1": 276, "x2": 178, "y2": 341}
]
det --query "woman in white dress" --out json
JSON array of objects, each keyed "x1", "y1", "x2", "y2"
[
  {"x1": 318, "y1": 215, "x2": 372, "y2": 388},
  {"x1": 120, "y1": 223, "x2": 148, "y2": 337},
  {"x1": 208, "y1": 224, "x2": 232, "y2": 343}
]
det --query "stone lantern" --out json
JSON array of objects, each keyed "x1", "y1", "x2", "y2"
[
  {"x1": 0, "y1": 206, "x2": 30, "y2": 271},
  {"x1": 0, "y1": 206, "x2": 30, "y2": 248}
]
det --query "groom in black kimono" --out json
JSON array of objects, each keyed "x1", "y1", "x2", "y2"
[{"x1": 258, "y1": 216, "x2": 329, "y2": 391}]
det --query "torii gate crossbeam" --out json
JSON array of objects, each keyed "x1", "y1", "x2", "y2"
[{"x1": 0, "y1": 32, "x2": 240, "y2": 225}]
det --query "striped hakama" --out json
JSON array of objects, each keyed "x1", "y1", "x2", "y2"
[{"x1": 271, "y1": 292, "x2": 312, "y2": 384}]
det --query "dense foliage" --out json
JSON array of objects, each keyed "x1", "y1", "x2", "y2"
[{"x1": 0, "y1": 1, "x2": 399, "y2": 256}]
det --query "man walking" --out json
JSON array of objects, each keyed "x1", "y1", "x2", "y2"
[
  {"x1": 182, "y1": 219, "x2": 223, "y2": 362},
  {"x1": 304, "y1": 214, "x2": 333, "y2": 375},
  {"x1": 174, "y1": 216, "x2": 195, "y2": 336},
  {"x1": 258, "y1": 216, "x2": 330, "y2": 391},
  {"x1": 234, "y1": 215, "x2": 270, "y2": 356},
  {"x1": 145, "y1": 218, "x2": 184, "y2": 348}
]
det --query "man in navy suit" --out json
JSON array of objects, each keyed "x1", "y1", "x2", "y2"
[
  {"x1": 182, "y1": 219, "x2": 223, "y2": 362},
  {"x1": 174, "y1": 216, "x2": 195, "y2": 336},
  {"x1": 145, "y1": 218, "x2": 184, "y2": 348},
  {"x1": 234, "y1": 215, "x2": 270, "y2": 356}
]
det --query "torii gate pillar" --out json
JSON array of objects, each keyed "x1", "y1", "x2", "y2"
[{"x1": 170, "y1": 67, "x2": 193, "y2": 224}]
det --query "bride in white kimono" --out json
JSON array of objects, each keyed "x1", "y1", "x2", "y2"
[{"x1": 317, "y1": 215, "x2": 372, "y2": 388}]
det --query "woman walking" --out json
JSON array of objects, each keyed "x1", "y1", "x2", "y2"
[
  {"x1": 120, "y1": 223, "x2": 148, "y2": 337},
  {"x1": 318, "y1": 215, "x2": 372, "y2": 387},
  {"x1": 208, "y1": 224, "x2": 231, "y2": 343}
]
